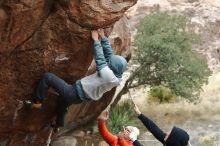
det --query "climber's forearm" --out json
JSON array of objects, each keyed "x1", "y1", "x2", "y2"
[
  {"x1": 94, "y1": 40, "x2": 108, "y2": 71},
  {"x1": 101, "y1": 37, "x2": 113, "y2": 62}
]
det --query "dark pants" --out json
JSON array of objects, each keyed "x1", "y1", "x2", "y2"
[{"x1": 33, "y1": 72, "x2": 82, "y2": 127}]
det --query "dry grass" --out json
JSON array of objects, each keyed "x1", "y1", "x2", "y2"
[
  {"x1": 127, "y1": 73, "x2": 220, "y2": 146},
  {"x1": 131, "y1": 72, "x2": 220, "y2": 124}
]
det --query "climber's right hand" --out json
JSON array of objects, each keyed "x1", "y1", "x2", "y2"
[
  {"x1": 91, "y1": 30, "x2": 99, "y2": 41},
  {"x1": 98, "y1": 28, "x2": 105, "y2": 38}
]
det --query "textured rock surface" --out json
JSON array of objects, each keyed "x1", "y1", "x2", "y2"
[
  {"x1": 0, "y1": 0, "x2": 137, "y2": 145},
  {"x1": 126, "y1": 0, "x2": 220, "y2": 72}
]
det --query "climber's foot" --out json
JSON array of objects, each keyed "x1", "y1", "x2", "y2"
[
  {"x1": 51, "y1": 123, "x2": 60, "y2": 133},
  {"x1": 53, "y1": 127, "x2": 60, "y2": 133},
  {"x1": 24, "y1": 100, "x2": 42, "y2": 109}
]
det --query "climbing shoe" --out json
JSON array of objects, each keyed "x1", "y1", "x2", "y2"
[
  {"x1": 51, "y1": 123, "x2": 60, "y2": 133},
  {"x1": 53, "y1": 127, "x2": 60, "y2": 133},
  {"x1": 24, "y1": 100, "x2": 42, "y2": 109}
]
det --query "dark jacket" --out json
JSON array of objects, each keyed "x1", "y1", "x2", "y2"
[
  {"x1": 138, "y1": 114, "x2": 167, "y2": 145},
  {"x1": 137, "y1": 114, "x2": 189, "y2": 146}
]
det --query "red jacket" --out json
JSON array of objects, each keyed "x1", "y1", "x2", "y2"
[{"x1": 98, "y1": 119, "x2": 133, "y2": 146}]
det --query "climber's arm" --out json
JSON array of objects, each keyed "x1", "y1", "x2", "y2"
[
  {"x1": 98, "y1": 29, "x2": 114, "y2": 62},
  {"x1": 92, "y1": 30, "x2": 108, "y2": 71},
  {"x1": 101, "y1": 37, "x2": 113, "y2": 62}
]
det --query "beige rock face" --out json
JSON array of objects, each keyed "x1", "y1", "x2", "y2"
[
  {"x1": 126, "y1": 0, "x2": 220, "y2": 72},
  {"x1": 0, "y1": 0, "x2": 137, "y2": 145}
]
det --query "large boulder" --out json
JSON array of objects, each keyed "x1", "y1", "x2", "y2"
[{"x1": 0, "y1": 0, "x2": 137, "y2": 145}]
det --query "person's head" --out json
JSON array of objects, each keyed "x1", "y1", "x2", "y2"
[
  {"x1": 118, "y1": 126, "x2": 139, "y2": 140},
  {"x1": 165, "y1": 126, "x2": 190, "y2": 146},
  {"x1": 108, "y1": 55, "x2": 127, "y2": 78}
]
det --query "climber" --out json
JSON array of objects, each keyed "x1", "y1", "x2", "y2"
[
  {"x1": 132, "y1": 101, "x2": 190, "y2": 146},
  {"x1": 98, "y1": 110, "x2": 142, "y2": 146},
  {"x1": 24, "y1": 28, "x2": 128, "y2": 132}
]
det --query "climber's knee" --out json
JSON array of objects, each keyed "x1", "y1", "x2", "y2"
[
  {"x1": 43, "y1": 72, "x2": 54, "y2": 82},
  {"x1": 43, "y1": 72, "x2": 53, "y2": 78}
]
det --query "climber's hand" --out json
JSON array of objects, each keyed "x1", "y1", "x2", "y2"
[
  {"x1": 91, "y1": 30, "x2": 99, "y2": 41},
  {"x1": 98, "y1": 28, "x2": 105, "y2": 38}
]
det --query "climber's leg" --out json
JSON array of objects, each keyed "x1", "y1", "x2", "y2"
[
  {"x1": 55, "y1": 99, "x2": 68, "y2": 128},
  {"x1": 25, "y1": 72, "x2": 71, "y2": 109},
  {"x1": 64, "y1": 84, "x2": 83, "y2": 106},
  {"x1": 34, "y1": 72, "x2": 70, "y2": 100},
  {"x1": 54, "y1": 84, "x2": 83, "y2": 128}
]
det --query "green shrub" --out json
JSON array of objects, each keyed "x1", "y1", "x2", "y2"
[
  {"x1": 106, "y1": 100, "x2": 140, "y2": 135},
  {"x1": 130, "y1": 12, "x2": 212, "y2": 101},
  {"x1": 148, "y1": 85, "x2": 176, "y2": 103}
]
